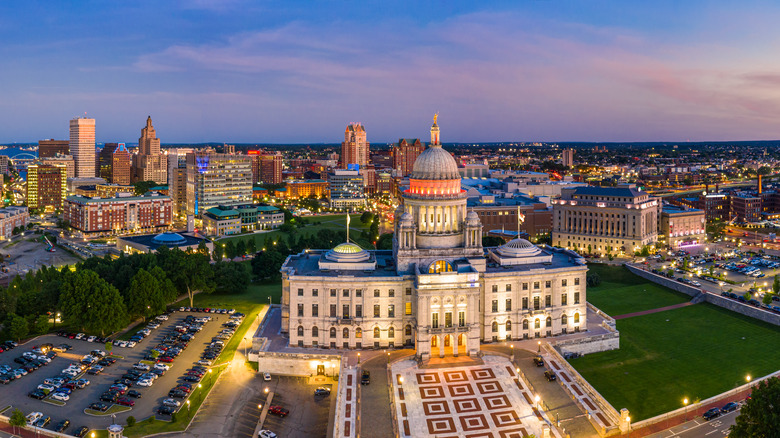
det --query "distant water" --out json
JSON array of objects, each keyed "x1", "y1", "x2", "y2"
[{"x1": 0, "y1": 146, "x2": 38, "y2": 159}]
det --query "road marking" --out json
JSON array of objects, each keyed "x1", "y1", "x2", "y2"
[{"x1": 705, "y1": 429, "x2": 720, "y2": 435}]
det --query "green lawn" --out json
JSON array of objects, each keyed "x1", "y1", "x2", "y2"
[
  {"x1": 217, "y1": 213, "x2": 369, "y2": 249},
  {"x1": 586, "y1": 264, "x2": 690, "y2": 316},
  {"x1": 570, "y1": 303, "x2": 780, "y2": 420}
]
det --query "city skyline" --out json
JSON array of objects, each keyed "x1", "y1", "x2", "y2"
[{"x1": 3, "y1": 1, "x2": 780, "y2": 143}]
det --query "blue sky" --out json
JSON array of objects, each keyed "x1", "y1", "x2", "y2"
[{"x1": 2, "y1": 1, "x2": 780, "y2": 143}]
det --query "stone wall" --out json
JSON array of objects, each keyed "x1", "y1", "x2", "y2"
[
  {"x1": 249, "y1": 351, "x2": 342, "y2": 377},
  {"x1": 623, "y1": 265, "x2": 700, "y2": 297},
  {"x1": 625, "y1": 264, "x2": 780, "y2": 326},
  {"x1": 555, "y1": 332, "x2": 620, "y2": 356}
]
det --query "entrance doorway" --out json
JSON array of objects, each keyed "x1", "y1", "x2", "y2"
[
  {"x1": 457, "y1": 333, "x2": 467, "y2": 356},
  {"x1": 316, "y1": 365, "x2": 325, "y2": 376}
]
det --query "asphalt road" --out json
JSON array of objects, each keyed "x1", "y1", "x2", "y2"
[
  {"x1": 646, "y1": 408, "x2": 739, "y2": 438},
  {"x1": 0, "y1": 310, "x2": 230, "y2": 433},
  {"x1": 261, "y1": 376, "x2": 332, "y2": 438}
]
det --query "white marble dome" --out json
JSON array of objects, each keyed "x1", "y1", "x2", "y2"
[
  {"x1": 324, "y1": 242, "x2": 370, "y2": 263},
  {"x1": 496, "y1": 238, "x2": 540, "y2": 257},
  {"x1": 410, "y1": 145, "x2": 460, "y2": 180}
]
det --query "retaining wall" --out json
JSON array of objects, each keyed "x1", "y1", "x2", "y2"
[
  {"x1": 555, "y1": 332, "x2": 620, "y2": 356},
  {"x1": 625, "y1": 264, "x2": 780, "y2": 326},
  {"x1": 249, "y1": 351, "x2": 342, "y2": 376}
]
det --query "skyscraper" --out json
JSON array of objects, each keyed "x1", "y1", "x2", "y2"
[
  {"x1": 112, "y1": 143, "x2": 132, "y2": 185},
  {"x1": 562, "y1": 148, "x2": 575, "y2": 167},
  {"x1": 70, "y1": 117, "x2": 96, "y2": 178},
  {"x1": 38, "y1": 139, "x2": 69, "y2": 158},
  {"x1": 168, "y1": 148, "x2": 193, "y2": 216},
  {"x1": 133, "y1": 116, "x2": 167, "y2": 184},
  {"x1": 340, "y1": 123, "x2": 369, "y2": 169},
  {"x1": 393, "y1": 138, "x2": 424, "y2": 177},
  {"x1": 27, "y1": 164, "x2": 67, "y2": 210}
]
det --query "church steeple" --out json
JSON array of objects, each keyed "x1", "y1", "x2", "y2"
[{"x1": 430, "y1": 113, "x2": 440, "y2": 146}]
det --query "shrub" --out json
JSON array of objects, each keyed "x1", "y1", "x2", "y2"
[{"x1": 126, "y1": 416, "x2": 136, "y2": 427}]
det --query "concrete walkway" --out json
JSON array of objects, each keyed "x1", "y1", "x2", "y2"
[{"x1": 613, "y1": 301, "x2": 696, "y2": 320}]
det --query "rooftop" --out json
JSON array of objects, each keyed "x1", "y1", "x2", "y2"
[
  {"x1": 66, "y1": 193, "x2": 170, "y2": 203},
  {"x1": 570, "y1": 186, "x2": 643, "y2": 198},
  {"x1": 119, "y1": 232, "x2": 207, "y2": 251}
]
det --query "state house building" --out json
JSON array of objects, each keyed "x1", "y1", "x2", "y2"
[{"x1": 281, "y1": 118, "x2": 588, "y2": 360}]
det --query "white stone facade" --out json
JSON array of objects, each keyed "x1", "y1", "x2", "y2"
[{"x1": 282, "y1": 118, "x2": 588, "y2": 360}]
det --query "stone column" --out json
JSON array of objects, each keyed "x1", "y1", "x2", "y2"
[{"x1": 453, "y1": 333, "x2": 458, "y2": 357}]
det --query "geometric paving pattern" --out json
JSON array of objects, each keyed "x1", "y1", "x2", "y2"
[{"x1": 392, "y1": 356, "x2": 549, "y2": 437}]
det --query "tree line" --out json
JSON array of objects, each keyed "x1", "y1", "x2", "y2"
[{"x1": 0, "y1": 246, "x2": 250, "y2": 341}]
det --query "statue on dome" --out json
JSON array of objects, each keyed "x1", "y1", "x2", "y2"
[{"x1": 433, "y1": 113, "x2": 438, "y2": 124}]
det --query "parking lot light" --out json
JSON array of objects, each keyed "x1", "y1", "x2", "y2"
[
  {"x1": 746, "y1": 375, "x2": 751, "y2": 383},
  {"x1": 264, "y1": 387, "x2": 269, "y2": 394},
  {"x1": 258, "y1": 404, "x2": 262, "y2": 410}
]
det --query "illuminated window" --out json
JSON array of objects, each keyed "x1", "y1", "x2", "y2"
[
  {"x1": 428, "y1": 260, "x2": 453, "y2": 273},
  {"x1": 405, "y1": 302, "x2": 412, "y2": 315}
]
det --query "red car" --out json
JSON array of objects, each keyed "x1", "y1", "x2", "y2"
[
  {"x1": 268, "y1": 406, "x2": 289, "y2": 417},
  {"x1": 175, "y1": 386, "x2": 191, "y2": 393},
  {"x1": 116, "y1": 397, "x2": 135, "y2": 407},
  {"x1": 158, "y1": 356, "x2": 174, "y2": 363}
]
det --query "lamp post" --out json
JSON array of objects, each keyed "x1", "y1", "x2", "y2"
[
  {"x1": 537, "y1": 340, "x2": 541, "y2": 354},
  {"x1": 683, "y1": 398, "x2": 689, "y2": 421},
  {"x1": 208, "y1": 368, "x2": 213, "y2": 386},
  {"x1": 186, "y1": 399, "x2": 191, "y2": 417},
  {"x1": 534, "y1": 394, "x2": 541, "y2": 412},
  {"x1": 357, "y1": 352, "x2": 360, "y2": 365},
  {"x1": 198, "y1": 383, "x2": 202, "y2": 404},
  {"x1": 626, "y1": 416, "x2": 631, "y2": 437}
]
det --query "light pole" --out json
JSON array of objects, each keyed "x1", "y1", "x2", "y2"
[
  {"x1": 625, "y1": 416, "x2": 631, "y2": 437},
  {"x1": 198, "y1": 383, "x2": 202, "y2": 404},
  {"x1": 357, "y1": 352, "x2": 360, "y2": 365},
  {"x1": 537, "y1": 340, "x2": 541, "y2": 354},
  {"x1": 208, "y1": 368, "x2": 213, "y2": 386},
  {"x1": 683, "y1": 398, "x2": 688, "y2": 421},
  {"x1": 534, "y1": 394, "x2": 541, "y2": 412},
  {"x1": 186, "y1": 399, "x2": 191, "y2": 417}
]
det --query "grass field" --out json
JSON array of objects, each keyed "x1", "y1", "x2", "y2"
[
  {"x1": 586, "y1": 264, "x2": 690, "y2": 316},
  {"x1": 571, "y1": 302, "x2": 780, "y2": 421},
  {"x1": 217, "y1": 213, "x2": 369, "y2": 248}
]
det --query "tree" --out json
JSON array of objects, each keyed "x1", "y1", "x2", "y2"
[
  {"x1": 224, "y1": 240, "x2": 237, "y2": 260},
  {"x1": 247, "y1": 238, "x2": 257, "y2": 255},
  {"x1": 774, "y1": 275, "x2": 780, "y2": 295},
  {"x1": 159, "y1": 248, "x2": 214, "y2": 308},
  {"x1": 213, "y1": 261, "x2": 251, "y2": 294},
  {"x1": 126, "y1": 268, "x2": 164, "y2": 320},
  {"x1": 377, "y1": 233, "x2": 394, "y2": 250},
  {"x1": 105, "y1": 341, "x2": 113, "y2": 353},
  {"x1": 32, "y1": 314, "x2": 50, "y2": 335},
  {"x1": 763, "y1": 292, "x2": 774, "y2": 305},
  {"x1": 59, "y1": 270, "x2": 128, "y2": 336},
  {"x1": 252, "y1": 251, "x2": 286, "y2": 281},
  {"x1": 197, "y1": 240, "x2": 209, "y2": 256},
  {"x1": 212, "y1": 247, "x2": 223, "y2": 262},
  {"x1": 150, "y1": 266, "x2": 178, "y2": 304},
  {"x1": 482, "y1": 236, "x2": 505, "y2": 247},
  {"x1": 360, "y1": 212, "x2": 374, "y2": 224},
  {"x1": 9, "y1": 408, "x2": 26, "y2": 434},
  {"x1": 236, "y1": 240, "x2": 247, "y2": 257},
  {"x1": 7, "y1": 314, "x2": 28, "y2": 341},
  {"x1": 132, "y1": 180, "x2": 158, "y2": 195},
  {"x1": 730, "y1": 376, "x2": 780, "y2": 437},
  {"x1": 126, "y1": 416, "x2": 136, "y2": 427},
  {"x1": 369, "y1": 216, "x2": 380, "y2": 241}
]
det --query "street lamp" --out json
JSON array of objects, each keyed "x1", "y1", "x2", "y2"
[
  {"x1": 626, "y1": 416, "x2": 631, "y2": 437},
  {"x1": 264, "y1": 387, "x2": 269, "y2": 394},
  {"x1": 683, "y1": 398, "x2": 689, "y2": 421},
  {"x1": 746, "y1": 375, "x2": 752, "y2": 383},
  {"x1": 186, "y1": 399, "x2": 191, "y2": 416},
  {"x1": 357, "y1": 352, "x2": 360, "y2": 365},
  {"x1": 534, "y1": 394, "x2": 541, "y2": 411},
  {"x1": 537, "y1": 340, "x2": 541, "y2": 354},
  {"x1": 258, "y1": 403, "x2": 262, "y2": 410}
]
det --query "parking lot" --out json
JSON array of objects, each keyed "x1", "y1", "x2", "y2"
[
  {"x1": 0, "y1": 309, "x2": 237, "y2": 435},
  {"x1": 0, "y1": 235, "x2": 81, "y2": 277},
  {"x1": 260, "y1": 376, "x2": 332, "y2": 438}
]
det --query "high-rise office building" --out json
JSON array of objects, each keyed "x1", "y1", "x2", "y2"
[
  {"x1": 340, "y1": 123, "x2": 369, "y2": 169},
  {"x1": 38, "y1": 139, "x2": 69, "y2": 158},
  {"x1": 112, "y1": 143, "x2": 132, "y2": 185},
  {"x1": 562, "y1": 148, "x2": 575, "y2": 167},
  {"x1": 70, "y1": 117, "x2": 96, "y2": 178},
  {"x1": 393, "y1": 138, "x2": 424, "y2": 177},
  {"x1": 133, "y1": 116, "x2": 167, "y2": 184},
  {"x1": 40, "y1": 155, "x2": 75, "y2": 180},
  {"x1": 27, "y1": 164, "x2": 67, "y2": 210},
  {"x1": 167, "y1": 148, "x2": 193, "y2": 216},
  {"x1": 99, "y1": 144, "x2": 115, "y2": 181},
  {"x1": 259, "y1": 153, "x2": 283, "y2": 184},
  {"x1": 185, "y1": 151, "x2": 252, "y2": 217}
]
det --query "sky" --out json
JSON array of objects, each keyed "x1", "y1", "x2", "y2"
[{"x1": 2, "y1": 1, "x2": 780, "y2": 144}]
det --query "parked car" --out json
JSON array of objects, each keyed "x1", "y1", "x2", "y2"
[
  {"x1": 258, "y1": 430, "x2": 278, "y2": 438},
  {"x1": 263, "y1": 372, "x2": 272, "y2": 381},
  {"x1": 720, "y1": 402, "x2": 739, "y2": 413},
  {"x1": 703, "y1": 408, "x2": 721, "y2": 420},
  {"x1": 34, "y1": 416, "x2": 51, "y2": 428},
  {"x1": 314, "y1": 387, "x2": 331, "y2": 396},
  {"x1": 126, "y1": 389, "x2": 142, "y2": 398},
  {"x1": 162, "y1": 398, "x2": 181, "y2": 407},
  {"x1": 28, "y1": 390, "x2": 46, "y2": 400},
  {"x1": 157, "y1": 405, "x2": 175, "y2": 415},
  {"x1": 51, "y1": 392, "x2": 70, "y2": 401},
  {"x1": 533, "y1": 356, "x2": 544, "y2": 367},
  {"x1": 74, "y1": 426, "x2": 90, "y2": 437},
  {"x1": 117, "y1": 397, "x2": 135, "y2": 407},
  {"x1": 361, "y1": 371, "x2": 370, "y2": 385},
  {"x1": 544, "y1": 370, "x2": 557, "y2": 381},
  {"x1": 268, "y1": 405, "x2": 289, "y2": 417},
  {"x1": 53, "y1": 419, "x2": 70, "y2": 432}
]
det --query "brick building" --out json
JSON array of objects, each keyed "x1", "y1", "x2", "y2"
[{"x1": 64, "y1": 193, "x2": 173, "y2": 236}]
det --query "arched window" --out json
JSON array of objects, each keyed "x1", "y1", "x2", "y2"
[
  {"x1": 388, "y1": 326, "x2": 395, "y2": 338},
  {"x1": 356, "y1": 328, "x2": 362, "y2": 338},
  {"x1": 561, "y1": 314, "x2": 568, "y2": 325},
  {"x1": 330, "y1": 327, "x2": 336, "y2": 338},
  {"x1": 522, "y1": 319, "x2": 529, "y2": 330},
  {"x1": 491, "y1": 321, "x2": 498, "y2": 332},
  {"x1": 505, "y1": 320, "x2": 512, "y2": 331},
  {"x1": 546, "y1": 316, "x2": 552, "y2": 328},
  {"x1": 428, "y1": 260, "x2": 453, "y2": 274},
  {"x1": 342, "y1": 328, "x2": 349, "y2": 338},
  {"x1": 297, "y1": 326, "x2": 304, "y2": 337},
  {"x1": 574, "y1": 312, "x2": 580, "y2": 324},
  {"x1": 312, "y1": 326, "x2": 319, "y2": 337},
  {"x1": 534, "y1": 319, "x2": 540, "y2": 329},
  {"x1": 373, "y1": 327, "x2": 381, "y2": 338},
  {"x1": 405, "y1": 325, "x2": 412, "y2": 336}
]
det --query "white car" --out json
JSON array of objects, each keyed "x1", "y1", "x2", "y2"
[
  {"x1": 126, "y1": 341, "x2": 137, "y2": 348},
  {"x1": 162, "y1": 398, "x2": 180, "y2": 407},
  {"x1": 136, "y1": 379, "x2": 153, "y2": 387},
  {"x1": 87, "y1": 335, "x2": 96, "y2": 342},
  {"x1": 197, "y1": 359, "x2": 212, "y2": 366},
  {"x1": 156, "y1": 315, "x2": 169, "y2": 321},
  {"x1": 119, "y1": 341, "x2": 128, "y2": 348},
  {"x1": 134, "y1": 363, "x2": 151, "y2": 371},
  {"x1": 26, "y1": 412, "x2": 43, "y2": 425},
  {"x1": 258, "y1": 430, "x2": 278, "y2": 438},
  {"x1": 263, "y1": 373, "x2": 271, "y2": 381},
  {"x1": 37, "y1": 384, "x2": 56, "y2": 392},
  {"x1": 50, "y1": 392, "x2": 69, "y2": 402},
  {"x1": 154, "y1": 363, "x2": 170, "y2": 371},
  {"x1": 75, "y1": 333, "x2": 85, "y2": 340},
  {"x1": 62, "y1": 369, "x2": 79, "y2": 377}
]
